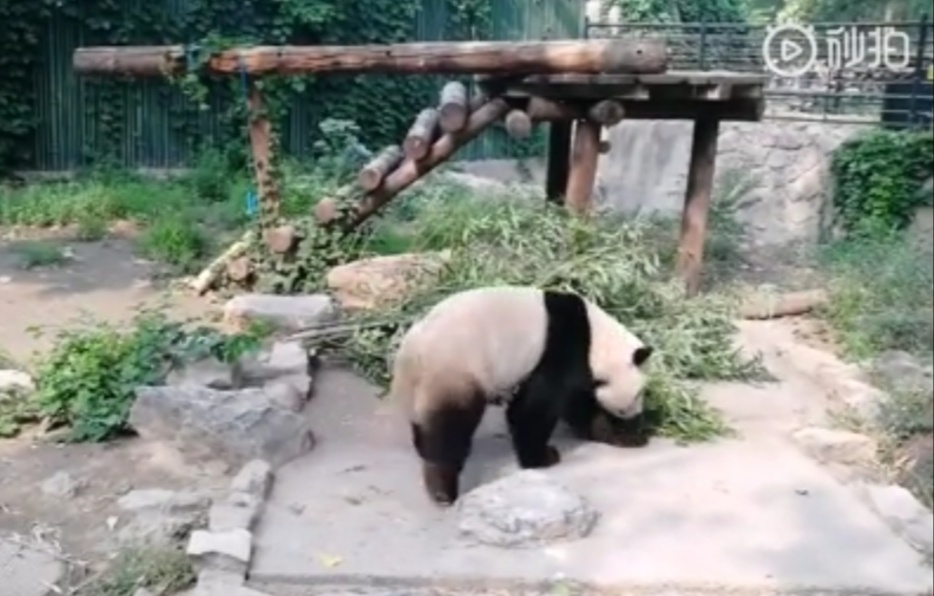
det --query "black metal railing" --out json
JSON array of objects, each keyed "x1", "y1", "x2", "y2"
[{"x1": 584, "y1": 18, "x2": 933, "y2": 127}]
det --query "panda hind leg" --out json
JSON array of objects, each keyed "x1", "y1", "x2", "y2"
[
  {"x1": 506, "y1": 376, "x2": 562, "y2": 469},
  {"x1": 411, "y1": 396, "x2": 486, "y2": 506}
]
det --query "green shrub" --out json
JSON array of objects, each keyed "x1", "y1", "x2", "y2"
[
  {"x1": 831, "y1": 129, "x2": 933, "y2": 233},
  {"x1": 33, "y1": 313, "x2": 266, "y2": 442}
]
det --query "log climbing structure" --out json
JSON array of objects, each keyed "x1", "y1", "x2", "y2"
[{"x1": 72, "y1": 39, "x2": 768, "y2": 296}]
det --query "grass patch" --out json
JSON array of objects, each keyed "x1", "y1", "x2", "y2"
[
  {"x1": 328, "y1": 185, "x2": 765, "y2": 443},
  {"x1": 75, "y1": 547, "x2": 194, "y2": 596},
  {"x1": 137, "y1": 216, "x2": 210, "y2": 273},
  {"x1": 9, "y1": 240, "x2": 70, "y2": 269},
  {"x1": 819, "y1": 229, "x2": 933, "y2": 361}
]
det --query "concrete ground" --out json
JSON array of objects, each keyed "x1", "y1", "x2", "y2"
[{"x1": 248, "y1": 323, "x2": 933, "y2": 596}]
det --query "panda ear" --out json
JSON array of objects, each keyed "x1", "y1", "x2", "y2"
[{"x1": 632, "y1": 346, "x2": 653, "y2": 367}]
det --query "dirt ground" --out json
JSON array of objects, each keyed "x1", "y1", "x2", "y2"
[{"x1": 0, "y1": 227, "x2": 229, "y2": 564}]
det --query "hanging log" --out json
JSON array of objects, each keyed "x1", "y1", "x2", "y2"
[
  {"x1": 587, "y1": 99, "x2": 625, "y2": 126},
  {"x1": 358, "y1": 145, "x2": 404, "y2": 191},
  {"x1": 73, "y1": 39, "x2": 670, "y2": 77},
  {"x1": 439, "y1": 81, "x2": 469, "y2": 132},
  {"x1": 403, "y1": 108, "x2": 441, "y2": 161},
  {"x1": 565, "y1": 120, "x2": 602, "y2": 216},
  {"x1": 349, "y1": 99, "x2": 511, "y2": 226},
  {"x1": 504, "y1": 109, "x2": 533, "y2": 139}
]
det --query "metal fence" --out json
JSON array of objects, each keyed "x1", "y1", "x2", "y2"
[
  {"x1": 27, "y1": 0, "x2": 581, "y2": 172},
  {"x1": 585, "y1": 18, "x2": 934, "y2": 128}
]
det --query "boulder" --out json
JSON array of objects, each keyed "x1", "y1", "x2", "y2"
[
  {"x1": 326, "y1": 251, "x2": 450, "y2": 312},
  {"x1": 456, "y1": 470, "x2": 599, "y2": 548},
  {"x1": 130, "y1": 385, "x2": 315, "y2": 469},
  {"x1": 791, "y1": 426, "x2": 878, "y2": 466},
  {"x1": 223, "y1": 293, "x2": 339, "y2": 332}
]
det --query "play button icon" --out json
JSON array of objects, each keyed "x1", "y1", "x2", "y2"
[{"x1": 763, "y1": 24, "x2": 817, "y2": 78}]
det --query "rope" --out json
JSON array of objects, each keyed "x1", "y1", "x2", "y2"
[{"x1": 237, "y1": 53, "x2": 260, "y2": 218}]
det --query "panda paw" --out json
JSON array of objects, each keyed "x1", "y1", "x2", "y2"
[{"x1": 542, "y1": 445, "x2": 561, "y2": 467}]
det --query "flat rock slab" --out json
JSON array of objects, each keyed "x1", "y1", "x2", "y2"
[
  {"x1": 1, "y1": 534, "x2": 66, "y2": 596},
  {"x1": 250, "y1": 367, "x2": 932, "y2": 595}
]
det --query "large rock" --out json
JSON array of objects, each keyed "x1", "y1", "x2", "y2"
[
  {"x1": 326, "y1": 251, "x2": 450, "y2": 312},
  {"x1": 792, "y1": 426, "x2": 878, "y2": 467},
  {"x1": 130, "y1": 385, "x2": 315, "y2": 469},
  {"x1": 2, "y1": 533, "x2": 66, "y2": 596},
  {"x1": 0, "y1": 369, "x2": 34, "y2": 395},
  {"x1": 456, "y1": 470, "x2": 599, "y2": 548},
  {"x1": 187, "y1": 528, "x2": 253, "y2": 576},
  {"x1": 224, "y1": 293, "x2": 339, "y2": 332},
  {"x1": 857, "y1": 483, "x2": 934, "y2": 553}
]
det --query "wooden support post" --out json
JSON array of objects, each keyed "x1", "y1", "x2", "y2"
[
  {"x1": 545, "y1": 121, "x2": 572, "y2": 204},
  {"x1": 247, "y1": 86, "x2": 280, "y2": 221},
  {"x1": 564, "y1": 120, "x2": 601, "y2": 215},
  {"x1": 676, "y1": 118, "x2": 721, "y2": 297}
]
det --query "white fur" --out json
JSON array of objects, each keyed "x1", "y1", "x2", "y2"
[
  {"x1": 581, "y1": 299, "x2": 650, "y2": 419},
  {"x1": 389, "y1": 285, "x2": 650, "y2": 422}
]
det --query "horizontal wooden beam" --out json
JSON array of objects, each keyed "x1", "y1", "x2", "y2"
[
  {"x1": 73, "y1": 39, "x2": 670, "y2": 77},
  {"x1": 522, "y1": 97, "x2": 764, "y2": 123}
]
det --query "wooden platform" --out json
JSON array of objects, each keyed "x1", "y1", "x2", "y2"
[{"x1": 479, "y1": 71, "x2": 769, "y2": 296}]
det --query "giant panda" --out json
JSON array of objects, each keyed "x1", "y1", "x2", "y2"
[{"x1": 387, "y1": 285, "x2": 654, "y2": 506}]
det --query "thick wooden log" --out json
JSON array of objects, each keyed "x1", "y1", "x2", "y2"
[
  {"x1": 564, "y1": 120, "x2": 602, "y2": 215},
  {"x1": 73, "y1": 39, "x2": 669, "y2": 77},
  {"x1": 247, "y1": 87, "x2": 281, "y2": 219},
  {"x1": 403, "y1": 108, "x2": 440, "y2": 161},
  {"x1": 545, "y1": 121, "x2": 572, "y2": 203},
  {"x1": 504, "y1": 109, "x2": 533, "y2": 139},
  {"x1": 72, "y1": 45, "x2": 185, "y2": 77},
  {"x1": 676, "y1": 118, "x2": 721, "y2": 297},
  {"x1": 739, "y1": 289, "x2": 829, "y2": 320},
  {"x1": 525, "y1": 97, "x2": 624, "y2": 126},
  {"x1": 439, "y1": 81, "x2": 469, "y2": 132},
  {"x1": 358, "y1": 145, "x2": 404, "y2": 191},
  {"x1": 352, "y1": 99, "x2": 511, "y2": 225},
  {"x1": 189, "y1": 230, "x2": 256, "y2": 295}
]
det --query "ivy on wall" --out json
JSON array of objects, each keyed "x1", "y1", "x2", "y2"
[
  {"x1": 0, "y1": 0, "x2": 500, "y2": 176},
  {"x1": 831, "y1": 128, "x2": 933, "y2": 233}
]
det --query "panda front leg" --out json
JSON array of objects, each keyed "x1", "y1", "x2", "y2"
[{"x1": 506, "y1": 377, "x2": 562, "y2": 468}]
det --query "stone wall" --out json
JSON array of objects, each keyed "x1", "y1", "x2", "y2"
[{"x1": 459, "y1": 120, "x2": 869, "y2": 248}]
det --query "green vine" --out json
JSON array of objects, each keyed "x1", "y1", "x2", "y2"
[
  {"x1": 1, "y1": 0, "x2": 503, "y2": 176},
  {"x1": 831, "y1": 129, "x2": 933, "y2": 234}
]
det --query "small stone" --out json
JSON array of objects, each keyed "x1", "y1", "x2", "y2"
[
  {"x1": 167, "y1": 357, "x2": 237, "y2": 390},
  {"x1": 117, "y1": 489, "x2": 211, "y2": 514},
  {"x1": 456, "y1": 470, "x2": 599, "y2": 548},
  {"x1": 223, "y1": 293, "x2": 339, "y2": 333},
  {"x1": 0, "y1": 369, "x2": 34, "y2": 394},
  {"x1": 40, "y1": 471, "x2": 86, "y2": 498},
  {"x1": 792, "y1": 426, "x2": 878, "y2": 466},
  {"x1": 186, "y1": 528, "x2": 252, "y2": 575},
  {"x1": 858, "y1": 483, "x2": 934, "y2": 553},
  {"x1": 208, "y1": 502, "x2": 260, "y2": 532},
  {"x1": 230, "y1": 460, "x2": 273, "y2": 500}
]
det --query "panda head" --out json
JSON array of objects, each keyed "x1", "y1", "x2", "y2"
[{"x1": 584, "y1": 301, "x2": 654, "y2": 420}]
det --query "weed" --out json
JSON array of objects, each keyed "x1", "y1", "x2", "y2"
[
  {"x1": 75, "y1": 213, "x2": 109, "y2": 241},
  {"x1": 137, "y1": 216, "x2": 210, "y2": 273},
  {"x1": 32, "y1": 310, "x2": 267, "y2": 442},
  {"x1": 10, "y1": 240, "x2": 69, "y2": 269},
  {"x1": 75, "y1": 547, "x2": 195, "y2": 596}
]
